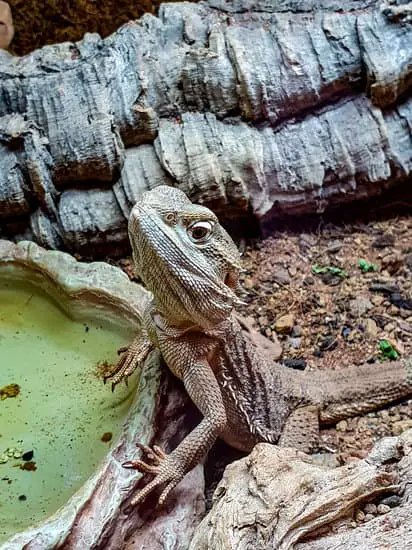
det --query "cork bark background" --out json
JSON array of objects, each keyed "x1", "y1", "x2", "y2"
[{"x1": 0, "y1": 0, "x2": 411, "y2": 257}]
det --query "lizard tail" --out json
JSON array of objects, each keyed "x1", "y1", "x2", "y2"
[{"x1": 315, "y1": 357, "x2": 412, "y2": 424}]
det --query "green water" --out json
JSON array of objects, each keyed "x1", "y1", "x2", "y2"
[{"x1": 0, "y1": 280, "x2": 137, "y2": 544}]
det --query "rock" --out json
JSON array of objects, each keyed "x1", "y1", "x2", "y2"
[
  {"x1": 243, "y1": 277, "x2": 254, "y2": 290},
  {"x1": 377, "y1": 504, "x2": 391, "y2": 515},
  {"x1": 399, "y1": 321, "x2": 412, "y2": 333},
  {"x1": 274, "y1": 313, "x2": 294, "y2": 334},
  {"x1": 287, "y1": 337, "x2": 302, "y2": 350},
  {"x1": 288, "y1": 265, "x2": 297, "y2": 277},
  {"x1": 390, "y1": 292, "x2": 412, "y2": 311},
  {"x1": 388, "y1": 305, "x2": 400, "y2": 316},
  {"x1": 381, "y1": 253, "x2": 404, "y2": 275},
  {"x1": 371, "y1": 295, "x2": 385, "y2": 306},
  {"x1": 383, "y1": 322, "x2": 397, "y2": 333},
  {"x1": 292, "y1": 325, "x2": 304, "y2": 337},
  {"x1": 336, "y1": 420, "x2": 348, "y2": 432},
  {"x1": 400, "y1": 309, "x2": 411, "y2": 319},
  {"x1": 364, "y1": 318, "x2": 378, "y2": 337},
  {"x1": 392, "y1": 420, "x2": 412, "y2": 436},
  {"x1": 318, "y1": 334, "x2": 338, "y2": 351},
  {"x1": 372, "y1": 233, "x2": 395, "y2": 248},
  {"x1": 258, "y1": 315, "x2": 269, "y2": 327},
  {"x1": 380, "y1": 495, "x2": 402, "y2": 508},
  {"x1": 369, "y1": 282, "x2": 400, "y2": 294},
  {"x1": 355, "y1": 510, "x2": 366, "y2": 523},
  {"x1": 299, "y1": 234, "x2": 317, "y2": 252},
  {"x1": 379, "y1": 410, "x2": 390, "y2": 421},
  {"x1": 349, "y1": 296, "x2": 373, "y2": 317},
  {"x1": 272, "y1": 265, "x2": 291, "y2": 285},
  {"x1": 320, "y1": 271, "x2": 343, "y2": 286},
  {"x1": 364, "y1": 503, "x2": 377, "y2": 515},
  {"x1": 325, "y1": 240, "x2": 342, "y2": 253},
  {"x1": 282, "y1": 358, "x2": 307, "y2": 371}
]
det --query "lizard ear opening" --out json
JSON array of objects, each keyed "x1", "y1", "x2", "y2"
[
  {"x1": 224, "y1": 270, "x2": 239, "y2": 292},
  {"x1": 224, "y1": 271, "x2": 246, "y2": 306}
]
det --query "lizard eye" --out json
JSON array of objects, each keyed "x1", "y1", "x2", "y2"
[{"x1": 187, "y1": 220, "x2": 214, "y2": 243}]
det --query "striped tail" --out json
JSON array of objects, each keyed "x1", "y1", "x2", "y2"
[{"x1": 314, "y1": 357, "x2": 412, "y2": 424}]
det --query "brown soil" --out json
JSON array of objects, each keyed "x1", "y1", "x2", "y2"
[
  {"x1": 7, "y1": 0, "x2": 185, "y2": 56},
  {"x1": 238, "y1": 215, "x2": 412, "y2": 463}
]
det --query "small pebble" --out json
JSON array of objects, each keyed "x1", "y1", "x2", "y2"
[
  {"x1": 274, "y1": 313, "x2": 294, "y2": 334},
  {"x1": 355, "y1": 510, "x2": 365, "y2": 522},
  {"x1": 371, "y1": 295, "x2": 384, "y2": 306},
  {"x1": 377, "y1": 504, "x2": 391, "y2": 515},
  {"x1": 380, "y1": 495, "x2": 402, "y2": 508},
  {"x1": 282, "y1": 358, "x2": 307, "y2": 371},
  {"x1": 364, "y1": 503, "x2": 377, "y2": 514},
  {"x1": 336, "y1": 420, "x2": 348, "y2": 432},
  {"x1": 291, "y1": 325, "x2": 303, "y2": 337},
  {"x1": 287, "y1": 337, "x2": 302, "y2": 350}
]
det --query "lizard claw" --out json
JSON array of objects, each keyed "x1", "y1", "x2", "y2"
[
  {"x1": 103, "y1": 335, "x2": 153, "y2": 391},
  {"x1": 123, "y1": 444, "x2": 183, "y2": 506}
]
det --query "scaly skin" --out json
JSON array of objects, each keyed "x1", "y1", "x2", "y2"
[{"x1": 104, "y1": 185, "x2": 412, "y2": 506}]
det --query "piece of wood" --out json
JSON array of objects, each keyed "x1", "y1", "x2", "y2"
[
  {"x1": 190, "y1": 430, "x2": 412, "y2": 550},
  {"x1": 0, "y1": 1, "x2": 411, "y2": 257}
]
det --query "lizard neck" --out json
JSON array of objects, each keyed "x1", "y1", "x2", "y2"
[
  {"x1": 150, "y1": 285, "x2": 234, "y2": 331},
  {"x1": 151, "y1": 307, "x2": 230, "y2": 340}
]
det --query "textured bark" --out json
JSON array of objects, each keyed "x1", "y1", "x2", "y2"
[
  {"x1": 190, "y1": 430, "x2": 412, "y2": 550},
  {"x1": 0, "y1": 1, "x2": 411, "y2": 256}
]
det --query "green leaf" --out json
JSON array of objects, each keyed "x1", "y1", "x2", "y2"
[
  {"x1": 378, "y1": 339, "x2": 399, "y2": 361},
  {"x1": 312, "y1": 264, "x2": 328, "y2": 274},
  {"x1": 358, "y1": 259, "x2": 378, "y2": 273},
  {"x1": 312, "y1": 265, "x2": 348, "y2": 278},
  {"x1": 327, "y1": 266, "x2": 348, "y2": 278}
]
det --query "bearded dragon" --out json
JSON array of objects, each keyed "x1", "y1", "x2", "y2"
[{"x1": 105, "y1": 185, "x2": 412, "y2": 506}]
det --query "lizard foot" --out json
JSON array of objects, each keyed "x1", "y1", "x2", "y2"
[
  {"x1": 123, "y1": 443, "x2": 184, "y2": 506},
  {"x1": 103, "y1": 335, "x2": 153, "y2": 391}
]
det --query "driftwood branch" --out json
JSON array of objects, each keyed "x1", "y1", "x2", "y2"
[
  {"x1": 0, "y1": 0, "x2": 411, "y2": 256},
  {"x1": 190, "y1": 429, "x2": 412, "y2": 550}
]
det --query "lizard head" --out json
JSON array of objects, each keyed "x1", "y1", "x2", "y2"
[{"x1": 128, "y1": 186, "x2": 243, "y2": 329}]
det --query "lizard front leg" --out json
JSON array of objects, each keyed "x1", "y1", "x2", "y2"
[
  {"x1": 103, "y1": 328, "x2": 153, "y2": 391},
  {"x1": 103, "y1": 301, "x2": 156, "y2": 391},
  {"x1": 124, "y1": 360, "x2": 227, "y2": 506}
]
